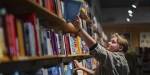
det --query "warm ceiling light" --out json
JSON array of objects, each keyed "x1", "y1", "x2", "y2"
[
  {"x1": 126, "y1": 18, "x2": 130, "y2": 22},
  {"x1": 128, "y1": 10, "x2": 133, "y2": 14},
  {"x1": 132, "y1": 4, "x2": 136, "y2": 8},
  {"x1": 129, "y1": 13, "x2": 133, "y2": 17}
]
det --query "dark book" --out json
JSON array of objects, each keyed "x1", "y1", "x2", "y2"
[{"x1": 64, "y1": 0, "x2": 83, "y2": 22}]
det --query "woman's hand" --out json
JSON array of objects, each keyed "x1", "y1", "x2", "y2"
[
  {"x1": 74, "y1": 60, "x2": 83, "y2": 70},
  {"x1": 71, "y1": 17, "x2": 83, "y2": 34}
]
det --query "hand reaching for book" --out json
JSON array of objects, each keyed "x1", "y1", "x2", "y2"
[
  {"x1": 72, "y1": 16, "x2": 82, "y2": 34},
  {"x1": 80, "y1": 8, "x2": 92, "y2": 25},
  {"x1": 74, "y1": 60, "x2": 84, "y2": 70}
]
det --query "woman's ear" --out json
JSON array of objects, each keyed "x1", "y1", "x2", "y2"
[{"x1": 119, "y1": 45, "x2": 123, "y2": 51}]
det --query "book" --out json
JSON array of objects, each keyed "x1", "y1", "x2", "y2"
[
  {"x1": 54, "y1": 0, "x2": 63, "y2": 17},
  {"x1": 16, "y1": 19, "x2": 25, "y2": 57},
  {"x1": 23, "y1": 13, "x2": 40, "y2": 56},
  {"x1": 50, "y1": 29, "x2": 58, "y2": 55},
  {"x1": 40, "y1": 29, "x2": 48, "y2": 55},
  {"x1": 64, "y1": 0, "x2": 83, "y2": 22},
  {"x1": 64, "y1": 62, "x2": 74, "y2": 75},
  {"x1": 48, "y1": 66, "x2": 60, "y2": 75},
  {"x1": 46, "y1": 31, "x2": 53, "y2": 55},
  {"x1": 57, "y1": 31, "x2": 65, "y2": 55},
  {"x1": 64, "y1": 33, "x2": 71, "y2": 55},
  {"x1": 76, "y1": 36, "x2": 82, "y2": 54},
  {"x1": 5, "y1": 14, "x2": 18, "y2": 58},
  {"x1": 24, "y1": 22, "x2": 36, "y2": 56},
  {"x1": 0, "y1": 8, "x2": 7, "y2": 58},
  {"x1": 36, "y1": 18, "x2": 42, "y2": 56}
]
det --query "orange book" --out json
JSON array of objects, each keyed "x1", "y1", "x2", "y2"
[{"x1": 16, "y1": 19, "x2": 25, "y2": 57}]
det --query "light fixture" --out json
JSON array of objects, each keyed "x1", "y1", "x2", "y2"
[
  {"x1": 132, "y1": 4, "x2": 136, "y2": 8},
  {"x1": 128, "y1": 10, "x2": 133, "y2": 14},
  {"x1": 126, "y1": 18, "x2": 130, "y2": 22},
  {"x1": 129, "y1": 13, "x2": 133, "y2": 17}
]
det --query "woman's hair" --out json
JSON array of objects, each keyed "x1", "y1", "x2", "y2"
[{"x1": 112, "y1": 33, "x2": 129, "y2": 53}]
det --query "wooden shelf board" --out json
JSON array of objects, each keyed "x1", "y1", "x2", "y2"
[
  {"x1": 1, "y1": 0, "x2": 66, "y2": 27},
  {"x1": 0, "y1": 54, "x2": 91, "y2": 72},
  {"x1": 0, "y1": 54, "x2": 91, "y2": 63},
  {"x1": 0, "y1": 0, "x2": 76, "y2": 32}
]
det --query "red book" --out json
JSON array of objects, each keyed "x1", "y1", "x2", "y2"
[
  {"x1": 35, "y1": 0, "x2": 40, "y2": 4},
  {"x1": 64, "y1": 34, "x2": 71, "y2": 55},
  {"x1": 45, "y1": 0, "x2": 55, "y2": 13},
  {"x1": 56, "y1": 0, "x2": 63, "y2": 17},
  {"x1": 45, "y1": 0, "x2": 50, "y2": 11},
  {"x1": 49, "y1": 0, "x2": 55, "y2": 13},
  {"x1": 23, "y1": 13, "x2": 40, "y2": 56},
  {"x1": 5, "y1": 14, "x2": 18, "y2": 57}
]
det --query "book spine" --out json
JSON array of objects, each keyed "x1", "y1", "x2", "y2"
[
  {"x1": 46, "y1": 31, "x2": 53, "y2": 55},
  {"x1": 0, "y1": 12, "x2": 7, "y2": 58},
  {"x1": 16, "y1": 19, "x2": 25, "y2": 57},
  {"x1": 5, "y1": 14, "x2": 17, "y2": 58}
]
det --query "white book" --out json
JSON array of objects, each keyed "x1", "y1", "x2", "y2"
[{"x1": 46, "y1": 31, "x2": 53, "y2": 55}]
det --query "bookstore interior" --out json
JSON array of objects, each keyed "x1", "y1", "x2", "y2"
[{"x1": 0, "y1": 0, "x2": 150, "y2": 75}]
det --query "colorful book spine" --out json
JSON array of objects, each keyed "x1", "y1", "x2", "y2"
[
  {"x1": 41, "y1": 29, "x2": 48, "y2": 55},
  {"x1": 76, "y1": 36, "x2": 82, "y2": 54},
  {"x1": 5, "y1": 14, "x2": 18, "y2": 58},
  {"x1": 57, "y1": 31, "x2": 64, "y2": 55},
  {"x1": 24, "y1": 13, "x2": 40, "y2": 56},
  {"x1": 0, "y1": 8, "x2": 7, "y2": 58},
  {"x1": 24, "y1": 22, "x2": 36, "y2": 56},
  {"x1": 16, "y1": 19, "x2": 25, "y2": 57},
  {"x1": 46, "y1": 31, "x2": 53, "y2": 55},
  {"x1": 50, "y1": 29, "x2": 58, "y2": 55},
  {"x1": 64, "y1": 33, "x2": 71, "y2": 55},
  {"x1": 36, "y1": 18, "x2": 42, "y2": 56}
]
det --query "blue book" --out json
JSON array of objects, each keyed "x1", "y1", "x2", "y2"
[
  {"x1": 64, "y1": 0, "x2": 83, "y2": 22},
  {"x1": 48, "y1": 66, "x2": 60, "y2": 75},
  {"x1": 12, "y1": 71, "x2": 19, "y2": 75},
  {"x1": 65, "y1": 62, "x2": 74, "y2": 75}
]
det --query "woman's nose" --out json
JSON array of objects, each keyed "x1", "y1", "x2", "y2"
[{"x1": 108, "y1": 42, "x2": 111, "y2": 45}]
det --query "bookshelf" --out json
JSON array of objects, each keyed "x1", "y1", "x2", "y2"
[
  {"x1": 0, "y1": 0, "x2": 76, "y2": 33},
  {"x1": 0, "y1": 0, "x2": 94, "y2": 74},
  {"x1": 0, "y1": 54, "x2": 91, "y2": 73}
]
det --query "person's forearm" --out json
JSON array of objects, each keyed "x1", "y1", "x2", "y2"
[
  {"x1": 80, "y1": 66, "x2": 95, "y2": 75},
  {"x1": 78, "y1": 29, "x2": 96, "y2": 48}
]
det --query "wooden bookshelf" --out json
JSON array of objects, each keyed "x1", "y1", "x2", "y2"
[
  {"x1": 0, "y1": 0, "x2": 76, "y2": 33},
  {"x1": 0, "y1": 54, "x2": 91, "y2": 73},
  {"x1": 0, "y1": 0, "x2": 93, "y2": 74},
  {"x1": 63, "y1": 54, "x2": 92, "y2": 64},
  {"x1": 0, "y1": 55, "x2": 91, "y2": 63}
]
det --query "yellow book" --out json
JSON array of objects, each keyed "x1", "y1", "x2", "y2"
[
  {"x1": 76, "y1": 36, "x2": 82, "y2": 54},
  {"x1": 16, "y1": 19, "x2": 25, "y2": 57},
  {"x1": 0, "y1": 26, "x2": 6, "y2": 58}
]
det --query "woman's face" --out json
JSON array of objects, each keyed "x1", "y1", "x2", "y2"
[{"x1": 107, "y1": 37, "x2": 120, "y2": 52}]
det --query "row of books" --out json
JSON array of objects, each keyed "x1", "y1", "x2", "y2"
[
  {"x1": 32, "y1": 0, "x2": 83, "y2": 22},
  {"x1": 0, "y1": 8, "x2": 90, "y2": 59},
  {"x1": 0, "y1": 58, "x2": 97, "y2": 75},
  {"x1": 31, "y1": 0, "x2": 63, "y2": 17}
]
